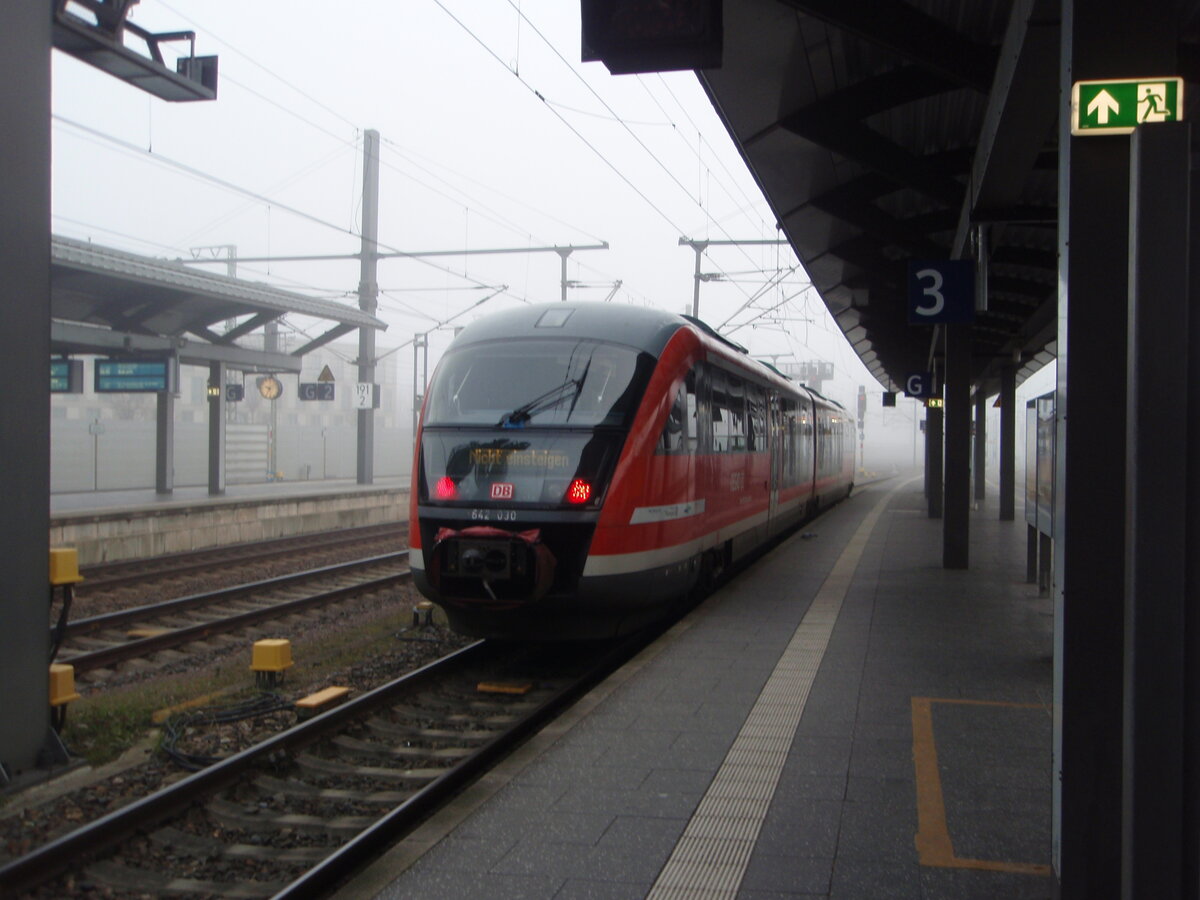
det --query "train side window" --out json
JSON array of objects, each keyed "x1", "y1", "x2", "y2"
[
  {"x1": 657, "y1": 382, "x2": 689, "y2": 454},
  {"x1": 711, "y1": 369, "x2": 729, "y2": 453},
  {"x1": 799, "y1": 399, "x2": 814, "y2": 475},
  {"x1": 685, "y1": 371, "x2": 700, "y2": 454},
  {"x1": 693, "y1": 363, "x2": 713, "y2": 454},
  {"x1": 747, "y1": 385, "x2": 766, "y2": 452},
  {"x1": 727, "y1": 375, "x2": 746, "y2": 452},
  {"x1": 816, "y1": 411, "x2": 829, "y2": 475},
  {"x1": 781, "y1": 398, "x2": 797, "y2": 486}
]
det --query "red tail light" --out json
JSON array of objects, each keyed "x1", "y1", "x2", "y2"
[
  {"x1": 435, "y1": 476, "x2": 458, "y2": 500},
  {"x1": 566, "y1": 478, "x2": 592, "y2": 504}
]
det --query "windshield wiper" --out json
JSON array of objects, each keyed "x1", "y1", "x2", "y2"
[{"x1": 498, "y1": 378, "x2": 583, "y2": 428}]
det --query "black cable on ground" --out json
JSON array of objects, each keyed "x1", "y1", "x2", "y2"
[
  {"x1": 160, "y1": 692, "x2": 294, "y2": 771},
  {"x1": 49, "y1": 584, "x2": 74, "y2": 662}
]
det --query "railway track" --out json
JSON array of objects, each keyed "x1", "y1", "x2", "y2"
[
  {"x1": 73, "y1": 523, "x2": 408, "y2": 593},
  {"x1": 55, "y1": 552, "x2": 412, "y2": 677},
  {"x1": 2, "y1": 636, "x2": 646, "y2": 898}
]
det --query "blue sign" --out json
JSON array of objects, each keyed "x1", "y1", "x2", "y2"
[
  {"x1": 907, "y1": 260, "x2": 975, "y2": 324},
  {"x1": 299, "y1": 382, "x2": 335, "y2": 401},
  {"x1": 904, "y1": 372, "x2": 936, "y2": 399},
  {"x1": 95, "y1": 359, "x2": 170, "y2": 393}
]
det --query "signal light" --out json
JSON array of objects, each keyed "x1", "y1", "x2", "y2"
[
  {"x1": 566, "y1": 479, "x2": 592, "y2": 504},
  {"x1": 435, "y1": 476, "x2": 458, "y2": 500}
]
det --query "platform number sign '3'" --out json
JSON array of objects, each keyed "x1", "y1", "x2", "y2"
[{"x1": 907, "y1": 260, "x2": 975, "y2": 325}]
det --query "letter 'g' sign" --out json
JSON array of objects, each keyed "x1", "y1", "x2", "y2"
[
  {"x1": 907, "y1": 260, "x2": 975, "y2": 324},
  {"x1": 905, "y1": 372, "x2": 935, "y2": 399}
]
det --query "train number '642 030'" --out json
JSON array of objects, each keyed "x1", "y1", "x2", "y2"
[{"x1": 470, "y1": 508, "x2": 517, "y2": 522}]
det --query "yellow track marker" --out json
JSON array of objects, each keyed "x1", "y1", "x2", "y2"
[{"x1": 477, "y1": 681, "x2": 533, "y2": 695}]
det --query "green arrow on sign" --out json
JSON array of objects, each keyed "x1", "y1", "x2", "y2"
[{"x1": 1072, "y1": 77, "x2": 1184, "y2": 135}]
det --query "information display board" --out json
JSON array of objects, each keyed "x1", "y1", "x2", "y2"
[
  {"x1": 94, "y1": 359, "x2": 171, "y2": 393},
  {"x1": 50, "y1": 359, "x2": 83, "y2": 394}
]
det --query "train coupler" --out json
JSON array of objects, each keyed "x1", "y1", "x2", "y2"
[{"x1": 428, "y1": 526, "x2": 556, "y2": 608}]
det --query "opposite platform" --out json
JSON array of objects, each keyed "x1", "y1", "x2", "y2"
[
  {"x1": 344, "y1": 475, "x2": 1054, "y2": 899},
  {"x1": 49, "y1": 477, "x2": 409, "y2": 565}
]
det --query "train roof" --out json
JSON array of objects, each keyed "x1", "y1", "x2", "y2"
[
  {"x1": 449, "y1": 302, "x2": 846, "y2": 411},
  {"x1": 449, "y1": 303, "x2": 689, "y2": 357}
]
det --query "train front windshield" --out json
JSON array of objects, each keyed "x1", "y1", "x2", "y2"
[{"x1": 420, "y1": 338, "x2": 653, "y2": 507}]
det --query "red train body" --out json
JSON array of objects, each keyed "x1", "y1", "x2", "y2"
[{"x1": 409, "y1": 303, "x2": 855, "y2": 639}]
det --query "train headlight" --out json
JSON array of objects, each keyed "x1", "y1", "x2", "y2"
[
  {"x1": 435, "y1": 476, "x2": 459, "y2": 500},
  {"x1": 566, "y1": 478, "x2": 593, "y2": 504}
]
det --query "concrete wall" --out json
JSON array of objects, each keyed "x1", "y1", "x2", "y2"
[{"x1": 51, "y1": 487, "x2": 409, "y2": 566}]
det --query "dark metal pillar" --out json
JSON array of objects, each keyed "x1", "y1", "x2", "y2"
[
  {"x1": 0, "y1": 2, "x2": 52, "y2": 780},
  {"x1": 926, "y1": 403, "x2": 943, "y2": 519},
  {"x1": 1054, "y1": 1, "x2": 1176, "y2": 895},
  {"x1": 999, "y1": 364, "x2": 1016, "y2": 521},
  {"x1": 356, "y1": 129, "x2": 380, "y2": 485},
  {"x1": 944, "y1": 324, "x2": 970, "y2": 568},
  {"x1": 155, "y1": 390, "x2": 174, "y2": 494},
  {"x1": 1185, "y1": 126, "x2": 1200, "y2": 900},
  {"x1": 1123, "y1": 121, "x2": 1189, "y2": 900},
  {"x1": 207, "y1": 362, "x2": 226, "y2": 496},
  {"x1": 973, "y1": 389, "x2": 986, "y2": 505}
]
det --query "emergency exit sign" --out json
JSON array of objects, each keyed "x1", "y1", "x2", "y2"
[{"x1": 1071, "y1": 77, "x2": 1184, "y2": 135}]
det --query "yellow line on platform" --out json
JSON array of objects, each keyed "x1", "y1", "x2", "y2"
[
  {"x1": 911, "y1": 696, "x2": 1053, "y2": 876},
  {"x1": 647, "y1": 477, "x2": 915, "y2": 900}
]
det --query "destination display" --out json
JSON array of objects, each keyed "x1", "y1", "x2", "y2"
[
  {"x1": 94, "y1": 359, "x2": 171, "y2": 393},
  {"x1": 469, "y1": 447, "x2": 571, "y2": 470}
]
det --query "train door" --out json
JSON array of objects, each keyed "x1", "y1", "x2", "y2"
[{"x1": 768, "y1": 391, "x2": 781, "y2": 532}]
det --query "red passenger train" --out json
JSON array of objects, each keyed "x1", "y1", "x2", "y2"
[{"x1": 409, "y1": 303, "x2": 855, "y2": 639}]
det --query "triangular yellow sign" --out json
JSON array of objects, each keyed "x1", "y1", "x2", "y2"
[{"x1": 317, "y1": 365, "x2": 335, "y2": 383}]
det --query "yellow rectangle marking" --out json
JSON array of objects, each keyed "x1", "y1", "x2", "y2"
[
  {"x1": 911, "y1": 696, "x2": 1052, "y2": 876},
  {"x1": 477, "y1": 681, "x2": 533, "y2": 695},
  {"x1": 127, "y1": 627, "x2": 171, "y2": 639},
  {"x1": 296, "y1": 686, "x2": 351, "y2": 709}
]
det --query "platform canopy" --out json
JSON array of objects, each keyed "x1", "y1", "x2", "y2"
[
  {"x1": 694, "y1": 0, "x2": 1072, "y2": 393},
  {"x1": 50, "y1": 235, "x2": 386, "y2": 373}
]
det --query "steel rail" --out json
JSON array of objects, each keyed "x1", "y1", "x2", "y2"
[
  {"x1": 60, "y1": 561, "x2": 411, "y2": 673},
  {"x1": 62, "y1": 551, "x2": 409, "y2": 639},
  {"x1": 77, "y1": 523, "x2": 407, "y2": 590},
  {"x1": 272, "y1": 630, "x2": 649, "y2": 899},
  {"x1": 0, "y1": 641, "x2": 489, "y2": 898}
]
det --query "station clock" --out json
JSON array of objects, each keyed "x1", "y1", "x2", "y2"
[{"x1": 257, "y1": 375, "x2": 283, "y2": 400}]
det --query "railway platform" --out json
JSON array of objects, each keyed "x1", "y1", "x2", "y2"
[
  {"x1": 343, "y1": 472, "x2": 1053, "y2": 900},
  {"x1": 50, "y1": 477, "x2": 410, "y2": 565}
]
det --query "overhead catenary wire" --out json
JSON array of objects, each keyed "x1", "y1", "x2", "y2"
[
  {"x1": 53, "y1": 115, "x2": 509, "y2": 294},
  {"x1": 380, "y1": 138, "x2": 608, "y2": 246},
  {"x1": 493, "y1": 0, "x2": 760, "y2": 295},
  {"x1": 158, "y1": 0, "x2": 361, "y2": 134},
  {"x1": 72, "y1": 4, "x2": 822, "y2": 354},
  {"x1": 59, "y1": 7, "x2": 613, "y2": 315},
  {"x1": 718, "y1": 266, "x2": 802, "y2": 331},
  {"x1": 158, "y1": 0, "x2": 637, "y2": 309},
  {"x1": 430, "y1": 0, "x2": 688, "y2": 238},
  {"x1": 648, "y1": 73, "x2": 767, "y2": 228}
]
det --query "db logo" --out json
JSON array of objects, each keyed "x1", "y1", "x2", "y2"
[{"x1": 490, "y1": 483, "x2": 514, "y2": 500}]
